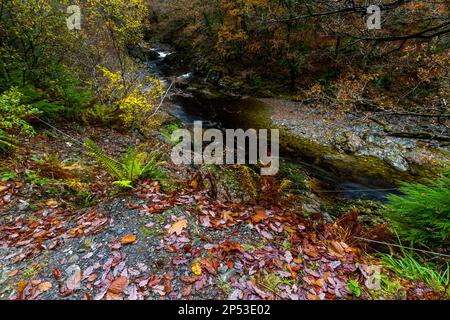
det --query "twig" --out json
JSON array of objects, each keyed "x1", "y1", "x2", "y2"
[
  {"x1": 147, "y1": 80, "x2": 175, "y2": 120},
  {"x1": 354, "y1": 237, "x2": 450, "y2": 259}
]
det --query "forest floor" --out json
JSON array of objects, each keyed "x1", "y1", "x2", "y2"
[{"x1": 0, "y1": 124, "x2": 445, "y2": 300}]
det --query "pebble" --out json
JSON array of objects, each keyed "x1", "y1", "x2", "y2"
[{"x1": 68, "y1": 254, "x2": 79, "y2": 264}]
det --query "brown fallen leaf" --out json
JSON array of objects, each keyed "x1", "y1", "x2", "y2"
[
  {"x1": 190, "y1": 178, "x2": 199, "y2": 190},
  {"x1": 220, "y1": 242, "x2": 242, "y2": 253},
  {"x1": 222, "y1": 210, "x2": 234, "y2": 222},
  {"x1": 31, "y1": 280, "x2": 42, "y2": 286},
  {"x1": 0, "y1": 185, "x2": 9, "y2": 192},
  {"x1": 8, "y1": 269, "x2": 18, "y2": 277},
  {"x1": 87, "y1": 273, "x2": 98, "y2": 282},
  {"x1": 182, "y1": 285, "x2": 192, "y2": 297},
  {"x1": 168, "y1": 219, "x2": 188, "y2": 236},
  {"x1": 108, "y1": 276, "x2": 128, "y2": 294},
  {"x1": 106, "y1": 291, "x2": 123, "y2": 300},
  {"x1": 312, "y1": 278, "x2": 325, "y2": 287},
  {"x1": 127, "y1": 202, "x2": 139, "y2": 209},
  {"x1": 46, "y1": 200, "x2": 58, "y2": 208},
  {"x1": 329, "y1": 241, "x2": 345, "y2": 258},
  {"x1": 38, "y1": 282, "x2": 53, "y2": 293},
  {"x1": 307, "y1": 293, "x2": 321, "y2": 300},
  {"x1": 53, "y1": 268, "x2": 62, "y2": 280},
  {"x1": 252, "y1": 208, "x2": 269, "y2": 223},
  {"x1": 121, "y1": 234, "x2": 137, "y2": 245}
]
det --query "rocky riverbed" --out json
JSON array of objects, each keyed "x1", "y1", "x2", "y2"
[{"x1": 264, "y1": 98, "x2": 449, "y2": 175}]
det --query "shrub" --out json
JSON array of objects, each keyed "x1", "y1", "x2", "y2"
[
  {"x1": 81, "y1": 104, "x2": 116, "y2": 126},
  {"x1": 97, "y1": 66, "x2": 164, "y2": 133},
  {"x1": 0, "y1": 87, "x2": 40, "y2": 135},
  {"x1": 385, "y1": 168, "x2": 450, "y2": 248},
  {"x1": 0, "y1": 87, "x2": 41, "y2": 151}
]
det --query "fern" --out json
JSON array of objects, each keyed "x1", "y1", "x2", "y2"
[
  {"x1": 84, "y1": 139, "x2": 166, "y2": 188},
  {"x1": 385, "y1": 167, "x2": 450, "y2": 248},
  {"x1": 113, "y1": 180, "x2": 135, "y2": 189},
  {"x1": 0, "y1": 130, "x2": 16, "y2": 152},
  {"x1": 84, "y1": 139, "x2": 125, "y2": 181}
]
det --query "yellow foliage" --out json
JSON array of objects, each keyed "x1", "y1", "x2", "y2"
[{"x1": 99, "y1": 66, "x2": 164, "y2": 133}]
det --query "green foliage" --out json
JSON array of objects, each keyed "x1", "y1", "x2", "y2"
[
  {"x1": 0, "y1": 87, "x2": 41, "y2": 151},
  {"x1": 277, "y1": 160, "x2": 307, "y2": 194},
  {"x1": 0, "y1": 130, "x2": 16, "y2": 152},
  {"x1": 347, "y1": 279, "x2": 362, "y2": 298},
  {"x1": 84, "y1": 139, "x2": 125, "y2": 181},
  {"x1": 84, "y1": 139, "x2": 166, "y2": 188},
  {"x1": 381, "y1": 250, "x2": 449, "y2": 294},
  {"x1": 160, "y1": 123, "x2": 183, "y2": 144},
  {"x1": 0, "y1": 87, "x2": 40, "y2": 135},
  {"x1": 384, "y1": 168, "x2": 450, "y2": 248},
  {"x1": 16, "y1": 66, "x2": 93, "y2": 120},
  {"x1": 0, "y1": 170, "x2": 19, "y2": 181},
  {"x1": 81, "y1": 104, "x2": 116, "y2": 126}
]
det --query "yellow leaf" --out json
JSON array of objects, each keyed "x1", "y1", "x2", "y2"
[
  {"x1": 168, "y1": 219, "x2": 188, "y2": 236},
  {"x1": 38, "y1": 281, "x2": 53, "y2": 293},
  {"x1": 46, "y1": 200, "x2": 58, "y2": 208},
  {"x1": 121, "y1": 234, "x2": 137, "y2": 245},
  {"x1": 191, "y1": 262, "x2": 202, "y2": 276}
]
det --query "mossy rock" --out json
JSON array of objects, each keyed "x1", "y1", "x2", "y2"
[{"x1": 200, "y1": 164, "x2": 260, "y2": 203}]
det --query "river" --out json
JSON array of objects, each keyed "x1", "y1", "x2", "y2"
[{"x1": 146, "y1": 48, "x2": 398, "y2": 201}]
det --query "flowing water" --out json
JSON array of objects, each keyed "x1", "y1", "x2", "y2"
[{"x1": 148, "y1": 48, "x2": 398, "y2": 201}]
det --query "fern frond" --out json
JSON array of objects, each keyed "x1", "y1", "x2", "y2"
[
  {"x1": 113, "y1": 180, "x2": 134, "y2": 189},
  {"x1": 84, "y1": 139, "x2": 125, "y2": 180},
  {"x1": 0, "y1": 130, "x2": 16, "y2": 152}
]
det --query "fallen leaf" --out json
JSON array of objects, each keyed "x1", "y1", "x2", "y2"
[
  {"x1": 53, "y1": 268, "x2": 62, "y2": 280},
  {"x1": 191, "y1": 262, "x2": 202, "y2": 276},
  {"x1": 17, "y1": 280, "x2": 27, "y2": 294},
  {"x1": 8, "y1": 269, "x2": 18, "y2": 277},
  {"x1": 87, "y1": 273, "x2": 98, "y2": 282},
  {"x1": 329, "y1": 241, "x2": 345, "y2": 257},
  {"x1": 220, "y1": 242, "x2": 242, "y2": 253},
  {"x1": 304, "y1": 246, "x2": 319, "y2": 258},
  {"x1": 127, "y1": 202, "x2": 139, "y2": 209},
  {"x1": 182, "y1": 285, "x2": 192, "y2": 297},
  {"x1": 121, "y1": 234, "x2": 137, "y2": 245},
  {"x1": 307, "y1": 293, "x2": 321, "y2": 300},
  {"x1": 260, "y1": 230, "x2": 273, "y2": 240},
  {"x1": 0, "y1": 185, "x2": 8, "y2": 192},
  {"x1": 46, "y1": 200, "x2": 58, "y2": 208},
  {"x1": 108, "y1": 276, "x2": 128, "y2": 294},
  {"x1": 190, "y1": 179, "x2": 199, "y2": 190},
  {"x1": 222, "y1": 211, "x2": 234, "y2": 222},
  {"x1": 202, "y1": 258, "x2": 218, "y2": 275},
  {"x1": 284, "y1": 225, "x2": 296, "y2": 233},
  {"x1": 66, "y1": 269, "x2": 82, "y2": 291},
  {"x1": 312, "y1": 278, "x2": 325, "y2": 287},
  {"x1": 168, "y1": 219, "x2": 187, "y2": 236},
  {"x1": 31, "y1": 280, "x2": 42, "y2": 286},
  {"x1": 38, "y1": 282, "x2": 53, "y2": 293},
  {"x1": 252, "y1": 208, "x2": 269, "y2": 223}
]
